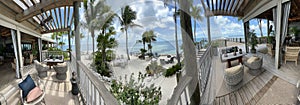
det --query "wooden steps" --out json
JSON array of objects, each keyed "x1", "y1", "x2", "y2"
[{"x1": 214, "y1": 71, "x2": 277, "y2": 105}]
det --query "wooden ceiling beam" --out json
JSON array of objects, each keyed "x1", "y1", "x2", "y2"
[
  {"x1": 0, "y1": 0, "x2": 23, "y2": 13},
  {"x1": 44, "y1": 12, "x2": 53, "y2": 30},
  {"x1": 41, "y1": 28, "x2": 70, "y2": 34},
  {"x1": 16, "y1": 0, "x2": 83, "y2": 22}
]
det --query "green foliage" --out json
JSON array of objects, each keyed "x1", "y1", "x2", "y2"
[
  {"x1": 94, "y1": 16, "x2": 118, "y2": 77},
  {"x1": 142, "y1": 30, "x2": 156, "y2": 54},
  {"x1": 289, "y1": 26, "x2": 300, "y2": 37},
  {"x1": 94, "y1": 51, "x2": 111, "y2": 77},
  {"x1": 145, "y1": 61, "x2": 165, "y2": 76},
  {"x1": 247, "y1": 30, "x2": 258, "y2": 49},
  {"x1": 110, "y1": 72, "x2": 162, "y2": 104},
  {"x1": 164, "y1": 64, "x2": 182, "y2": 77}
]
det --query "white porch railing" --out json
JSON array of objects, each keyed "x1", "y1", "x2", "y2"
[
  {"x1": 167, "y1": 44, "x2": 213, "y2": 105},
  {"x1": 70, "y1": 53, "x2": 118, "y2": 105}
]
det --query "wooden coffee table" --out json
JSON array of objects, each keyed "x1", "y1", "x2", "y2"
[{"x1": 221, "y1": 52, "x2": 246, "y2": 68}]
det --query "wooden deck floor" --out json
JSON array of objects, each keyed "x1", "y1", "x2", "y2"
[
  {"x1": 211, "y1": 48, "x2": 299, "y2": 105},
  {"x1": 1, "y1": 62, "x2": 83, "y2": 105}
]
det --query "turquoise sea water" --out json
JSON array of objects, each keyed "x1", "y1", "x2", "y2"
[{"x1": 61, "y1": 35, "x2": 245, "y2": 54}]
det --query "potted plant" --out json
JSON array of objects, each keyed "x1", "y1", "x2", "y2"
[
  {"x1": 248, "y1": 30, "x2": 258, "y2": 53},
  {"x1": 289, "y1": 26, "x2": 300, "y2": 41}
]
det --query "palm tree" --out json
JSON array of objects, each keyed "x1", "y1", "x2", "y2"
[
  {"x1": 164, "y1": 0, "x2": 181, "y2": 65},
  {"x1": 119, "y1": 5, "x2": 140, "y2": 60},
  {"x1": 51, "y1": 32, "x2": 63, "y2": 47},
  {"x1": 190, "y1": 5, "x2": 203, "y2": 42},
  {"x1": 83, "y1": 0, "x2": 110, "y2": 56},
  {"x1": 95, "y1": 15, "x2": 118, "y2": 76},
  {"x1": 257, "y1": 19, "x2": 263, "y2": 37},
  {"x1": 142, "y1": 30, "x2": 156, "y2": 55},
  {"x1": 58, "y1": 41, "x2": 65, "y2": 49}
]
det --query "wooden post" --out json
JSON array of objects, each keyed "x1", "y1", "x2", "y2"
[
  {"x1": 68, "y1": 30, "x2": 71, "y2": 61},
  {"x1": 74, "y1": 1, "x2": 81, "y2": 79},
  {"x1": 11, "y1": 29, "x2": 20, "y2": 78},
  {"x1": 17, "y1": 28, "x2": 23, "y2": 77},
  {"x1": 275, "y1": 0, "x2": 282, "y2": 69},
  {"x1": 38, "y1": 38, "x2": 42, "y2": 62},
  {"x1": 243, "y1": 21, "x2": 249, "y2": 53}
]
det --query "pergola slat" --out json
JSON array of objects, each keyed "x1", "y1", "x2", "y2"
[
  {"x1": 233, "y1": 0, "x2": 244, "y2": 13},
  {"x1": 50, "y1": 9, "x2": 58, "y2": 30},
  {"x1": 20, "y1": 0, "x2": 30, "y2": 8},
  {"x1": 219, "y1": 0, "x2": 222, "y2": 10},
  {"x1": 230, "y1": 0, "x2": 239, "y2": 13},
  {"x1": 59, "y1": 7, "x2": 63, "y2": 29},
  {"x1": 206, "y1": 0, "x2": 210, "y2": 10},
  {"x1": 227, "y1": 0, "x2": 234, "y2": 12},
  {"x1": 64, "y1": 6, "x2": 67, "y2": 29},
  {"x1": 223, "y1": 0, "x2": 227, "y2": 11},
  {"x1": 16, "y1": 0, "x2": 83, "y2": 22},
  {"x1": 67, "y1": 6, "x2": 71, "y2": 28},
  {"x1": 54, "y1": 8, "x2": 60, "y2": 29},
  {"x1": 211, "y1": 0, "x2": 214, "y2": 11},
  {"x1": 44, "y1": 11, "x2": 54, "y2": 30},
  {"x1": 30, "y1": 0, "x2": 36, "y2": 5}
]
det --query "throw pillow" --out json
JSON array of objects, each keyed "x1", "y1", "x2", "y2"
[
  {"x1": 225, "y1": 64, "x2": 242, "y2": 74},
  {"x1": 247, "y1": 57, "x2": 259, "y2": 64},
  {"x1": 18, "y1": 75, "x2": 36, "y2": 99},
  {"x1": 26, "y1": 87, "x2": 43, "y2": 102}
]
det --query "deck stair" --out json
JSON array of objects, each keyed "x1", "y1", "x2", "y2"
[
  {"x1": 213, "y1": 70, "x2": 277, "y2": 105},
  {"x1": 197, "y1": 49, "x2": 206, "y2": 60}
]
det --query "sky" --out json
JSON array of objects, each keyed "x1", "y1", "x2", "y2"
[{"x1": 40, "y1": 0, "x2": 273, "y2": 49}]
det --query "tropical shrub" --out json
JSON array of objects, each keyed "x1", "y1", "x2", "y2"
[
  {"x1": 164, "y1": 64, "x2": 182, "y2": 77},
  {"x1": 110, "y1": 72, "x2": 162, "y2": 104}
]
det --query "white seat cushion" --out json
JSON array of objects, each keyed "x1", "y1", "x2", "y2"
[
  {"x1": 225, "y1": 64, "x2": 242, "y2": 74},
  {"x1": 247, "y1": 56, "x2": 259, "y2": 64}
]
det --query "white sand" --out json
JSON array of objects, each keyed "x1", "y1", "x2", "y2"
[{"x1": 80, "y1": 54, "x2": 177, "y2": 105}]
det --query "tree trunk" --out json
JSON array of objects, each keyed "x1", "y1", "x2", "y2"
[
  {"x1": 91, "y1": 27, "x2": 95, "y2": 57},
  {"x1": 174, "y1": 0, "x2": 181, "y2": 66},
  {"x1": 87, "y1": 30, "x2": 90, "y2": 54},
  {"x1": 126, "y1": 29, "x2": 130, "y2": 60},
  {"x1": 179, "y1": 0, "x2": 199, "y2": 104},
  {"x1": 258, "y1": 19, "x2": 263, "y2": 37},
  {"x1": 194, "y1": 19, "x2": 196, "y2": 42}
]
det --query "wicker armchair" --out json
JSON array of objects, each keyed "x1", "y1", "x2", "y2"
[
  {"x1": 34, "y1": 60, "x2": 48, "y2": 78},
  {"x1": 285, "y1": 46, "x2": 300, "y2": 66},
  {"x1": 244, "y1": 56, "x2": 263, "y2": 75},
  {"x1": 53, "y1": 62, "x2": 67, "y2": 80},
  {"x1": 224, "y1": 64, "x2": 244, "y2": 86}
]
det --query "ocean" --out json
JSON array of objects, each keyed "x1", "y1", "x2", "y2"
[{"x1": 61, "y1": 35, "x2": 245, "y2": 55}]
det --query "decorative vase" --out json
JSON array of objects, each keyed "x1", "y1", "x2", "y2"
[
  {"x1": 239, "y1": 49, "x2": 242, "y2": 54},
  {"x1": 233, "y1": 51, "x2": 237, "y2": 56}
]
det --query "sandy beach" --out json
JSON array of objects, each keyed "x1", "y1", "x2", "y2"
[{"x1": 81, "y1": 52, "x2": 178, "y2": 105}]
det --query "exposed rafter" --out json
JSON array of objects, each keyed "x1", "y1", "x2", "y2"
[
  {"x1": 41, "y1": 28, "x2": 70, "y2": 34},
  {"x1": 0, "y1": 0, "x2": 23, "y2": 13},
  {"x1": 16, "y1": 0, "x2": 82, "y2": 22}
]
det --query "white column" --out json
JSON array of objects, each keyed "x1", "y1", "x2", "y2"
[
  {"x1": 207, "y1": 16, "x2": 211, "y2": 43},
  {"x1": 38, "y1": 38, "x2": 42, "y2": 62},
  {"x1": 11, "y1": 29, "x2": 20, "y2": 78},
  {"x1": 275, "y1": 0, "x2": 282, "y2": 69},
  {"x1": 17, "y1": 28, "x2": 23, "y2": 76}
]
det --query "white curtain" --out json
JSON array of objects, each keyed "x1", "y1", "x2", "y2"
[{"x1": 273, "y1": 1, "x2": 291, "y2": 66}]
